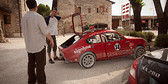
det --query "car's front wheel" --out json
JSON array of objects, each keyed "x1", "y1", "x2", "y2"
[
  {"x1": 79, "y1": 52, "x2": 96, "y2": 69},
  {"x1": 133, "y1": 46, "x2": 146, "y2": 59}
]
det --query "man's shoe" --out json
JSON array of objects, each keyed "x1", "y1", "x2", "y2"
[
  {"x1": 49, "y1": 59, "x2": 55, "y2": 64},
  {"x1": 54, "y1": 57, "x2": 59, "y2": 60}
]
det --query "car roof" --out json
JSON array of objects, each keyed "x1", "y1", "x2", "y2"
[{"x1": 83, "y1": 30, "x2": 118, "y2": 37}]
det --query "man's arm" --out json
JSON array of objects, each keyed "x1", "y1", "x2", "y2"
[
  {"x1": 46, "y1": 33, "x2": 54, "y2": 48},
  {"x1": 39, "y1": 15, "x2": 54, "y2": 47},
  {"x1": 60, "y1": 15, "x2": 72, "y2": 20}
]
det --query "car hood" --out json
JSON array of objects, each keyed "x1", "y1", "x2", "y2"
[{"x1": 124, "y1": 36, "x2": 143, "y2": 40}]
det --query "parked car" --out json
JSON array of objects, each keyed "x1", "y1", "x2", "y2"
[
  {"x1": 117, "y1": 26, "x2": 124, "y2": 30},
  {"x1": 129, "y1": 48, "x2": 168, "y2": 84},
  {"x1": 58, "y1": 13, "x2": 146, "y2": 68}
]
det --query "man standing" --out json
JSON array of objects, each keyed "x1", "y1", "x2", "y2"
[
  {"x1": 45, "y1": 9, "x2": 60, "y2": 64},
  {"x1": 45, "y1": 8, "x2": 71, "y2": 64},
  {"x1": 21, "y1": 0, "x2": 54, "y2": 84}
]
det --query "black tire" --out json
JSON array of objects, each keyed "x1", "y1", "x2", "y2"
[
  {"x1": 133, "y1": 46, "x2": 146, "y2": 59},
  {"x1": 79, "y1": 52, "x2": 96, "y2": 69}
]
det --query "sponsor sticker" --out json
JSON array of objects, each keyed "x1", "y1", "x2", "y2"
[
  {"x1": 114, "y1": 43, "x2": 120, "y2": 51},
  {"x1": 129, "y1": 43, "x2": 134, "y2": 49},
  {"x1": 74, "y1": 45, "x2": 91, "y2": 54}
]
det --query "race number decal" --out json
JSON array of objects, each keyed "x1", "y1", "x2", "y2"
[{"x1": 114, "y1": 43, "x2": 120, "y2": 51}]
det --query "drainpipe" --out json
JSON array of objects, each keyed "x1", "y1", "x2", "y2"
[{"x1": 17, "y1": 0, "x2": 22, "y2": 37}]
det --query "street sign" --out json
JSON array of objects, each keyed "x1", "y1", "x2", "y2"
[{"x1": 122, "y1": 3, "x2": 130, "y2": 21}]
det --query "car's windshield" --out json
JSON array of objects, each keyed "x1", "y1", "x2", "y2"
[
  {"x1": 146, "y1": 49, "x2": 168, "y2": 61},
  {"x1": 61, "y1": 35, "x2": 83, "y2": 48},
  {"x1": 73, "y1": 35, "x2": 82, "y2": 44}
]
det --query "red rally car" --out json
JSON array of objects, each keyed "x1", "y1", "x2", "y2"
[{"x1": 58, "y1": 13, "x2": 146, "y2": 68}]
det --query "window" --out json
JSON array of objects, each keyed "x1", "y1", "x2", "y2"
[
  {"x1": 148, "y1": 49, "x2": 168, "y2": 61},
  {"x1": 86, "y1": 35, "x2": 101, "y2": 44},
  {"x1": 101, "y1": 34, "x2": 107, "y2": 42},
  {"x1": 97, "y1": 8, "x2": 99, "y2": 13},
  {"x1": 73, "y1": 35, "x2": 81, "y2": 44},
  {"x1": 4, "y1": 15, "x2": 11, "y2": 24},
  {"x1": 106, "y1": 8, "x2": 108, "y2": 12},
  {"x1": 99, "y1": 6, "x2": 104, "y2": 14},
  {"x1": 61, "y1": 35, "x2": 82, "y2": 48},
  {"x1": 102, "y1": 33, "x2": 122, "y2": 42},
  {"x1": 88, "y1": 8, "x2": 91, "y2": 13}
]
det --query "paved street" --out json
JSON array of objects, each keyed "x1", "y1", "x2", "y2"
[{"x1": 0, "y1": 33, "x2": 134, "y2": 84}]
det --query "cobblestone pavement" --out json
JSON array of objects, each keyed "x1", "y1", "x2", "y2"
[{"x1": 0, "y1": 33, "x2": 134, "y2": 84}]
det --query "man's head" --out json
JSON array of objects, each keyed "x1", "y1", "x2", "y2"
[
  {"x1": 26, "y1": 0, "x2": 37, "y2": 11},
  {"x1": 50, "y1": 8, "x2": 57, "y2": 17}
]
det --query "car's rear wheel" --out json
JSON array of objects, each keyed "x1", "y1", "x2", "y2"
[
  {"x1": 133, "y1": 46, "x2": 146, "y2": 59},
  {"x1": 79, "y1": 52, "x2": 96, "y2": 69}
]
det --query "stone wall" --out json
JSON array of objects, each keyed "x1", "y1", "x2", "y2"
[
  {"x1": 57, "y1": 0, "x2": 112, "y2": 34},
  {"x1": 57, "y1": 0, "x2": 75, "y2": 34},
  {"x1": 76, "y1": 0, "x2": 112, "y2": 27},
  {"x1": 0, "y1": 0, "x2": 27, "y2": 37}
]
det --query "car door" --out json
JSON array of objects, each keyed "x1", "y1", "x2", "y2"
[
  {"x1": 72, "y1": 13, "x2": 83, "y2": 34},
  {"x1": 86, "y1": 34, "x2": 106, "y2": 59},
  {"x1": 102, "y1": 32, "x2": 130, "y2": 58}
]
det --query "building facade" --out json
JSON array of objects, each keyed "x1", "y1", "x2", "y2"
[
  {"x1": 53, "y1": 0, "x2": 114, "y2": 34},
  {"x1": 0, "y1": 0, "x2": 27, "y2": 39}
]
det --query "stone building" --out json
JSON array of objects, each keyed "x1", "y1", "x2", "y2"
[
  {"x1": 0, "y1": 0, "x2": 27, "y2": 41},
  {"x1": 53, "y1": 0, "x2": 115, "y2": 34}
]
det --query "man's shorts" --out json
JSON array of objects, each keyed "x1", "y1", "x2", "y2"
[{"x1": 46, "y1": 35, "x2": 57, "y2": 53}]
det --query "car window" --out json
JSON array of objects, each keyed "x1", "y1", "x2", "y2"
[
  {"x1": 102, "y1": 32, "x2": 121, "y2": 42},
  {"x1": 101, "y1": 34, "x2": 107, "y2": 42},
  {"x1": 147, "y1": 49, "x2": 168, "y2": 61},
  {"x1": 86, "y1": 35, "x2": 101, "y2": 44},
  {"x1": 149, "y1": 51, "x2": 163, "y2": 59},
  {"x1": 73, "y1": 35, "x2": 81, "y2": 44}
]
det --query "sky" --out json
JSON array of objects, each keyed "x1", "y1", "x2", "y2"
[
  {"x1": 36, "y1": 0, "x2": 166, "y2": 16},
  {"x1": 36, "y1": 0, "x2": 52, "y2": 8}
]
